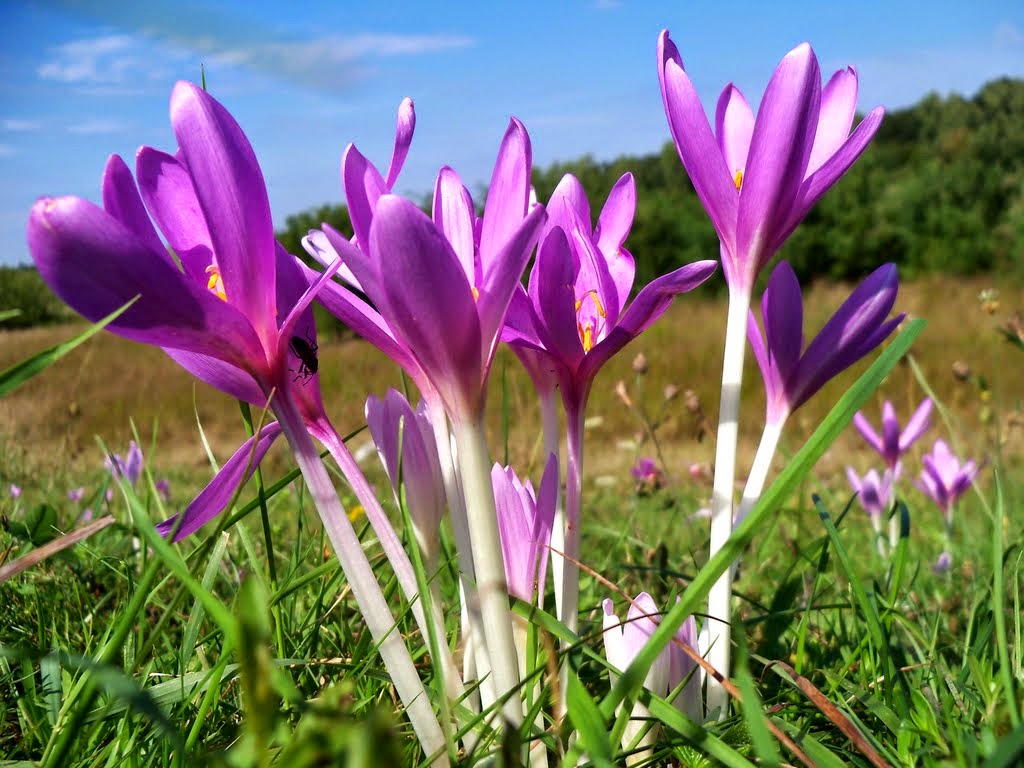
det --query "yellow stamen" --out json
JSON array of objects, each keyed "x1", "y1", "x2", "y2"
[
  {"x1": 733, "y1": 169, "x2": 744, "y2": 191},
  {"x1": 204, "y1": 264, "x2": 227, "y2": 301},
  {"x1": 581, "y1": 322, "x2": 594, "y2": 353},
  {"x1": 576, "y1": 289, "x2": 607, "y2": 318},
  {"x1": 348, "y1": 504, "x2": 365, "y2": 523},
  {"x1": 471, "y1": 286, "x2": 480, "y2": 302}
]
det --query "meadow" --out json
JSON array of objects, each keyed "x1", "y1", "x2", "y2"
[{"x1": 1, "y1": 272, "x2": 1022, "y2": 766}]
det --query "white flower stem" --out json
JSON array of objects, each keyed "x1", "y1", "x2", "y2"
[
  {"x1": 426, "y1": 401, "x2": 492, "y2": 711},
  {"x1": 733, "y1": 420, "x2": 783, "y2": 527},
  {"x1": 452, "y1": 414, "x2": 524, "y2": 729},
  {"x1": 316, "y1": 423, "x2": 465, "y2": 706},
  {"x1": 273, "y1": 391, "x2": 447, "y2": 765},
  {"x1": 556, "y1": 401, "x2": 585, "y2": 637},
  {"x1": 707, "y1": 289, "x2": 750, "y2": 719}
]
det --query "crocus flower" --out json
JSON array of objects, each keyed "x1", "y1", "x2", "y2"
[
  {"x1": 502, "y1": 172, "x2": 715, "y2": 634},
  {"x1": 603, "y1": 594, "x2": 702, "y2": 762},
  {"x1": 26, "y1": 82, "x2": 445, "y2": 753},
  {"x1": 933, "y1": 551, "x2": 952, "y2": 574},
  {"x1": 845, "y1": 465, "x2": 897, "y2": 520},
  {"x1": 105, "y1": 441, "x2": 143, "y2": 487},
  {"x1": 366, "y1": 389, "x2": 446, "y2": 561},
  {"x1": 748, "y1": 261, "x2": 903, "y2": 428},
  {"x1": 492, "y1": 454, "x2": 558, "y2": 605},
  {"x1": 853, "y1": 399, "x2": 932, "y2": 472},
  {"x1": 155, "y1": 479, "x2": 171, "y2": 501},
  {"x1": 8, "y1": 484, "x2": 21, "y2": 499},
  {"x1": 657, "y1": 30, "x2": 884, "y2": 296},
  {"x1": 916, "y1": 439, "x2": 980, "y2": 524},
  {"x1": 67, "y1": 487, "x2": 86, "y2": 503}
]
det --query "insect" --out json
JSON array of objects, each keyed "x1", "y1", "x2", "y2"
[{"x1": 289, "y1": 330, "x2": 319, "y2": 383}]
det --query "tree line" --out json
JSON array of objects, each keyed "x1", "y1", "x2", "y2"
[{"x1": 4, "y1": 78, "x2": 1021, "y2": 329}]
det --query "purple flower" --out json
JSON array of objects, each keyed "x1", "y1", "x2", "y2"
[
  {"x1": 602, "y1": 594, "x2": 702, "y2": 721},
  {"x1": 105, "y1": 441, "x2": 144, "y2": 487},
  {"x1": 845, "y1": 466, "x2": 896, "y2": 519},
  {"x1": 67, "y1": 487, "x2": 86, "y2": 503},
  {"x1": 493, "y1": 454, "x2": 558, "y2": 604},
  {"x1": 658, "y1": 30, "x2": 884, "y2": 296},
  {"x1": 933, "y1": 551, "x2": 953, "y2": 574},
  {"x1": 8, "y1": 484, "x2": 21, "y2": 499},
  {"x1": 631, "y1": 457, "x2": 664, "y2": 492},
  {"x1": 747, "y1": 261, "x2": 903, "y2": 426},
  {"x1": 916, "y1": 440, "x2": 980, "y2": 523},
  {"x1": 504, "y1": 172, "x2": 716, "y2": 410},
  {"x1": 366, "y1": 389, "x2": 446, "y2": 559},
  {"x1": 313, "y1": 116, "x2": 544, "y2": 423},
  {"x1": 853, "y1": 399, "x2": 932, "y2": 471},
  {"x1": 28, "y1": 81, "x2": 342, "y2": 420}
]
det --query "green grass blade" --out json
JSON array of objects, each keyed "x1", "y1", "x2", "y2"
[
  {"x1": 0, "y1": 298, "x2": 136, "y2": 397},
  {"x1": 600, "y1": 318, "x2": 925, "y2": 719}
]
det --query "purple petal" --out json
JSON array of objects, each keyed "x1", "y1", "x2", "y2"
[
  {"x1": 532, "y1": 226, "x2": 584, "y2": 368},
  {"x1": 659, "y1": 31, "x2": 738, "y2": 256},
  {"x1": 807, "y1": 66, "x2": 858, "y2": 175},
  {"x1": 384, "y1": 97, "x2": 415, "y2": 190},
  {"x1": 164, "y1": 348, "x2": 264, "y2": 404},
  {"x1": 101, "y1": 155, "x2": 166, "y2": 259},
  {"x1": 341, "y1": 143, "x2": 387, "y2": 250},
  {"x1": 479, "y1": 117, "x2": 532, "y2": 265},
  {"x1": 737, "y1": 43, "x2": 821, "y2": 280},
  {"x1": 792, "y1": 264, "x2": 898, "y2": 409},
  {"x1": 369, "y1": 195, "x2": 483, "y2": 415},
  {"x1": 853, "y1": 412, "x2": 885, "y2": 457},
  {"x1": 715, "y1": 85, "x2": 754, "y2": 183},
  {"x1": 302, "y1": 230, "x2": 362, "y2": 291},
  {"x1": 475, "y1": 202, "x2": 546, "y2": 365},
  {"x1": 779, "y1": 106, "x2": 884, "y2": 250},
  {"x1": 274, "y1": 243, "x2": 344, "y2": 376},
  {"x1": 170, "y1": 81, "x2": 276, "y2": 340},
  {"x1": 899, "y1": 398, "x2": 933, "y2": 453},
  {"x1": 156, "y1": 422, "x2": 282, "y2": 541},
  {"x1": 302, "y1": 260, "x2": 424, "y2": 384},
  {"x1": 28, "y1": 196, "x2": 266, "y2": 370},
  {"x1": 494, "y1": 463, "x2": 533, "y2": 602},
  {"x1": 533, "y1": 452, "x2": 559, "y2": 600},
  {"x1": 135, "y1": 147, "x2": 213, "y2": 283},
  {"x1": 594, "y1": 174, "x2": 638, "y2": 311},
  {"x1": 544, "y1": 174, "x2": 591, "y2": 242},
  {"x1": 581, "y1": 260, "x2": 717, "y2": 386},
  {"x1": 762, "y1": 262, "x2": 804, "y2": 385},
  {"x1": 432, "y1": 166, "x2": 478, "y2": 284},
  {"x1": 881, "y1": 401, "x2": 900, "y2": 464},
  {"x1": 747, "y1": 309, "x2": 780, "y2": 417}
]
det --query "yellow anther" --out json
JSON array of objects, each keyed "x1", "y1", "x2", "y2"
[
  {"x1": 471, "y1": 286, "x2": 480, "y2": 302},
  {"x1": 576, "y1": 290, "x2": 606, "y2": 318},
  {"x1": 348, "y1": 504, "x2": 366, "y2": 523},
  {"x1": 581, "y1": 323, "x2": 594, "y2": 353},
  {"x1": 733, "y1": 169, "x2": 744, "y2": 191},
  {"x1": 204, "y1": 264, "x2": 227, "y2": 301}
]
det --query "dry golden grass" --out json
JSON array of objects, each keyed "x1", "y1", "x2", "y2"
[{"x1": 2, "y1": 275, "x2": 1021, "y2": 486}]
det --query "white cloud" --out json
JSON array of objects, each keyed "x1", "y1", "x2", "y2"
[
  {"x1": 66, "y1": 118, "x2": 131, "y2": 135},
  {"x1": 995, "y1": 21, "x2": 1024, "y2": 48},
  {"x1": 1, "y1": 119, "x2": 39, "y2": 132},
  {"x1": 38, "y1": 33, "x2": 142, "y2": 84}
]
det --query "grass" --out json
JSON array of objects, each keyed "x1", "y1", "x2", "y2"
[{"x1": 1, "y1": 274, "x2": 1022, "y2": 766}]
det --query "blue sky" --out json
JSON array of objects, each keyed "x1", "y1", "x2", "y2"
[{"x1": 1, "y1": 0, "x2": 1022, "y2": 266}]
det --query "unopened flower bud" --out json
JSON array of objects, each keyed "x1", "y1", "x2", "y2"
[
  {"x1": 632, "y1": 353, "x2": 648, "y2": 374},
  {"x1": 614, "y1": 380, "x2": 633, "y2": 408},
  {"x1": 663, "y1": 384, "x2": 679, "y2": 402},
  {"x1": 951, "y1": 360, "x2": 971, "y2": 381}
]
